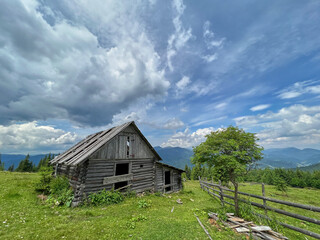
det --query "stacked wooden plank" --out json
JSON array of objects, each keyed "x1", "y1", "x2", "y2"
[{"x1": 208, "y1": 212, "x2": 288, "y2": 240}]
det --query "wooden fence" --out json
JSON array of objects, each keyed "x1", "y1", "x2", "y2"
[{"x1": 199, "y1": 177, "x2": 320, "y2": 239}]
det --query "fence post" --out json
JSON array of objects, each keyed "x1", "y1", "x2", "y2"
[
  {"x1": 219, "y1": 180, "x2": 224, "y2": 207},
  {"x1": 262, "y1": 183, "x2": 267, "y2": 215}
]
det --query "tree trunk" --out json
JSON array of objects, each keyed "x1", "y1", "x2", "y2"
[{"x1": 233, "y1": 182, "x2": 239, "y2": 216}]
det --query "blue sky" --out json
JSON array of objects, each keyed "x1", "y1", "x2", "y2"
[{"x1": 1, "y1": 0, "x2": 320, "y2": 154}]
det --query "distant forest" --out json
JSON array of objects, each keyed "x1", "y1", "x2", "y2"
[
  {"x1": 0, "y1": 154, "x2": 54, "y2": 172},
  {"x1": 184, "y1": 164, "x2": 320, "y2": 189}
]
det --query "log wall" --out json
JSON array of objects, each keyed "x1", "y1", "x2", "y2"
[{"x1": 155, "y1": 163, "x2": 183, "y2": 193}]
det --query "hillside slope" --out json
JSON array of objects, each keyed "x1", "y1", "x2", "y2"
[
  {"x1": 154, "y1": 146, "x2": 193, "y2": 169},
  {"x1": 259, "y1": 148, "x2": 320, "y2": 169}
]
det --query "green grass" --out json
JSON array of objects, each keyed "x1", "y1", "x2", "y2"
[
  {"x1": 2, "y1": 172, "x2": 319, "y2": 239},
  {"x1": 232, "y1": 182, "x2": 320, "y2": 239},
  {"x1": 0, "y1": 172, "x2": 245, "y2": 240}
]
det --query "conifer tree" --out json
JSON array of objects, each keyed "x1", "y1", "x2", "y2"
[
  {"x1": 8, "y1": 164, "x2": 14, "y2": 172},
  {"x1": 0, "y1": 153, "x2": 4, "y2": 171}
]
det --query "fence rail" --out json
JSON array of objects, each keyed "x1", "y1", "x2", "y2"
[{"x1": 199, "y1": 178, "x2": 320, "y2": 239}]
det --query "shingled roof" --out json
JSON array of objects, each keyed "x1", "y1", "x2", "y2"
[{"x1": 50, "y1": 121, "x2": 162, "y2": 166}]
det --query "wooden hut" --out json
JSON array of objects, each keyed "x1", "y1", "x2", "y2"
[{"x1": 50, "y1": 121, "x2": 184, "y2": 206}]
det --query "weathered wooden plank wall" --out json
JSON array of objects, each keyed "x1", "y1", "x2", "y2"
[{"x1": 131, "y1": 158, "x2": 154, "y2": 192}]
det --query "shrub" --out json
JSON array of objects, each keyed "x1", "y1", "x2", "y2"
[
  {"x1": 127, "y1": 214, "x2": 147, "y2": 229},
  {"x1": 34, "y1": 166, "x2": 53, "y2": 195},
  {"x1": 50, "y1": 176, "x2": 70, "y2": 195},
  {"x1": 47, "y1": 188, "x2": 74, "y2": 207},
  {"x1": 88, "y1": 189, "x2": 124, "y2": 206},
  {"x1": 138, "y1": 199, "x2": 152, "y2": 208},
  {"x1": 274, "y1": 176, "x2": 288, "y2": 194},
  {"x1": 46, "y1": 176, "x2": 74, "y2": 207}
]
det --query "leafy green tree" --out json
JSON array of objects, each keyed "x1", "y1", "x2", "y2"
[{"x1": 192, "y1": 126, "x2": 263, "y2": 215}]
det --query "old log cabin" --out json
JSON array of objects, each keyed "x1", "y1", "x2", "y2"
[{"x1": 50, "y1": 121, "x2": 184, "y2": 206}]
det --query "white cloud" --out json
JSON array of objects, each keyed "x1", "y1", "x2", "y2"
[
  {"x1": 0, "y1": 122, "x2": 79, "y2": 154},
  {"x1": 250, "y1": 104, "x2": 271, "y2": 112},
  {"x1": 161, "y1": 127, "x2": 214, "y2": 148},
  {"x1": 201, "y1": 21, "x2": 224, "y2": 63},
  {"x1": 235, "y1": 104, "x2": 320, "y2": 148},
  {"x1": 0, "y1": 0, "x2": 169, "y2": 127},
  {"x1": 176, "y1": 76, "x2": 190, "y2": 90},
  {"x1": 278, "y1": 80, "x2": 320, "y2": 99},
  {"x1": 203, "y1": 21, "x2": 224, "y2": 49},
  {"x1": 167, "y1": 0, "x2": 193, "y2": 71},
  {"x1": 163, "y1": 118, "x2": 184, "y2": 129},
  {"x1": 202, "y1": 54, "x2": 218, "y2": 63}
]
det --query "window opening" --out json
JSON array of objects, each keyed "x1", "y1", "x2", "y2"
[
  {"x1": 114, "y1": 163, "x2": 130, "y2": 190},
  {"x1": 165, "y1": 170, "x2": 171, "y2": 192},
  {"x1": 126, "y1": 136, "x2": 130, "y2": 158},
  {"x1": 116, "y1": 163, "x2": 129, "y2": 175}
]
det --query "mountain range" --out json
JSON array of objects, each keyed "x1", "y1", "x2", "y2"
[{"x1": 1, "y1": 147, "x2": 320, "y2": 171}]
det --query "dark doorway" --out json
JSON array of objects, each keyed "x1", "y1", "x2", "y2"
[
  {"x1": 115, "y1": 181, "x2": 128, "y2": 190},
  {"x1": 165, "y1": 170, "x2": 171, "y2": 192},
  {"x1": 115, "y1": 163, "x2": 129, "y2": 190}
]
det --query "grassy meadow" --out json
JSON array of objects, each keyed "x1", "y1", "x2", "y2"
[
  {"x1": 236, "y1": 182, "x2": 320, "y2": 240},
  {"x1": 0, "y1": 172, "x2": 320, "y2": 240}
]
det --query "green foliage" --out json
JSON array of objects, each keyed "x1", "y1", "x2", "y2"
[
  {"x1": 192, "y1": 126, "x2": 263, "y2": 184},
  {"x1": 1, "y1": 172, "x2": 320, "y2": 240},
  {"x1": 244, "y1": 168, "x2": 320, "y2": 189},
  {"x1": 190, "y1": 163, "x2": 202, "y2": 180},
  {"x1": 34, "y1": 166, "x2": 53, "y2": 195},
  {"x1": 184, "y1": 164, "x2": 191, "y2": 179},
  {"x1": 46, "y1": 176, "x2": 74, "y2": 207},
  {"x1": 15, "y1": 154, "x2": 35, "y2": 172},
  {"x1": 192, "y1": 126, "x2": 263, "y2": 215},
  {"x1": 0, "y1": 153, "x2": 4, "y2": 171},
  {"x1": 88, "y1": 189, "x2": 124, "y2": 206},
  {"x1": 49, "y1": 176, "x2": 70, "y2": 195},
  {"x1": 274, "y1": 176, "x2": 288, "y2": 194},
  {"x1": 46, "y1": 188, "x2": 74, "y2": 207},
  {"x1": 181, "y1": 172, "x2": 187, "y2": 180},
  {"x1": 138, "y1": 199, "x2": 152, "y2": 208},
  {"x1": 127, "y1": 214, "x2": 148, "y2": 229},
  {"x1": 8, "y1": 164, "x2": 14, "y2": 172},
  {"x1": 37, "y1": 154, "x2": 54, "y2": 171}
]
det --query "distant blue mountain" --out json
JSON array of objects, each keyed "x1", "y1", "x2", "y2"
[
  {"x1": 154, "y1": 146, "x2": 193, "y2": 169},
  {"x1": 259, "y1": 148, "x2": 320, "y2": 169},
  {"x1": 1, "y1": 147, "x2": 319, "y2": 171},
  {"x1": 0, "y1": 154, "x2": 48, "y2": 170}
]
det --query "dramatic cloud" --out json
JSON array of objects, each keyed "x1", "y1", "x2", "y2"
[
  {"x1": 235, "y1": 105, "x2": 320, "y2": 148},
  {"x1": 250, "y1": 104, "x2": 271, "y2": 112},
  {"x1": 161, "y1": 127, "x2": 214, "y2": 148},
  {"x1": 0, "y1": 122, "x2": 79, "y2": 154},
  {"x1": 0, "y1": 0, "x2": 169, "y2": 127}
]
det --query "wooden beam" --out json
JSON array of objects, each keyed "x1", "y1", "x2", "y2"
[{"x1": 103, "y1": 173, "x2": 133, "y2": 185}]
